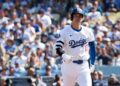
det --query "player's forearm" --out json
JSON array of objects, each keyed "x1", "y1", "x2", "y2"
[
  {"x1": 89, "y1": 41, "x2": 96, "y2": 65},
  {"x1": 55, "y1": 40, "x2": 65, "y2": 56},
  {"x1": 56, "y1": 47, "x2": 64, "y2": 56}
]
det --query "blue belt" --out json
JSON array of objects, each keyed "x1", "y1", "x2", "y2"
[{"x1": 73, "y1": 60, "x2": 83, "y2": 64}]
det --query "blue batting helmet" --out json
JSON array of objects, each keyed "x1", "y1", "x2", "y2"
[{"x1": 71, "y1": 7, "x2": 84, "y2": 20}]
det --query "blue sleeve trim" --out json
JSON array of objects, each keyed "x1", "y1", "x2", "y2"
[{"x1": 89, "y1": 41, "x2": 96, "y2": 65}]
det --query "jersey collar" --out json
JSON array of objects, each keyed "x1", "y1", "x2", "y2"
[{"x1": 71, "y1": 25, "x2": 82, "y2": 32}]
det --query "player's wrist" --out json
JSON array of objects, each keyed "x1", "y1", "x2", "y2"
[
  {"x1": 62, "y1": 53, "x2": 72, "y2": 63},
  {"x1": 90, "y1": 65, "x2": 95, "y2": 73}
]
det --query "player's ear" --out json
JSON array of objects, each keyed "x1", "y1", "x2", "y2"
[{"x1": 81, "y1": 15, "x2": 87, "y2": 24}]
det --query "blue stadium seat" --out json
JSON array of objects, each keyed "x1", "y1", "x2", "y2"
[{"x1": 95, "y1": 66, "x2": 120, "y2": 76}]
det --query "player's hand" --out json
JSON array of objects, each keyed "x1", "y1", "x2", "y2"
[
  {"x1": 90, "y1": 65, "x2": 95, "y2": 73},
  {"x1": 62, "y1": 53, "x2": 72, "y2": 63}
]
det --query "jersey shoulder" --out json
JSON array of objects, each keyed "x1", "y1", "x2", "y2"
[
  {"x1": 81, "y1": 25, "x2": 93, "y2": 33},
  {"x1": 82, "y1": 25, "x2": 95, "y2": 41},
  {"x1": 81, "y1": 25, "x2": 91, "y2": 31},
  {"x1": 59, "y1": 25, "x2": 71, "y2": 33}
]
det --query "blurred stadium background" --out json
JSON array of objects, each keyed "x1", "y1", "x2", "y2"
[{"x1": 0, "y1": 0, "x2": 120, "y2": 86}]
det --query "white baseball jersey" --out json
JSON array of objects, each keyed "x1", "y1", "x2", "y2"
[{"x1": 56, "y1": 25, "x2": 95, "y2": 60}]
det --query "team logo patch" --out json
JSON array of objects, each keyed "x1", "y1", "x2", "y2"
[{"x1": 69, "y1": 38, "x2": 87, "y2": 48}]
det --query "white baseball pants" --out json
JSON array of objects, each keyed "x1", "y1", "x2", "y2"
[{"x1": 61, "y1": 61, "x2": 92, "y2": 86}]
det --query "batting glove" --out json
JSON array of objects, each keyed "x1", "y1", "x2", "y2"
[
  {"x1": 62, "y1": 53, "x2": 72, "y2": 63},
  {"x1": 90, "y1": 65, "x2": 95, "y2": 73}
]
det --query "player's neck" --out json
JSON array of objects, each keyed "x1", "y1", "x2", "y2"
[{"x1": 71, "y1": 23, "x2": 81, "y2": 30}]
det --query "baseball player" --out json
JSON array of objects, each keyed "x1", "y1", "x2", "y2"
[{"x1": 55, "y1": 7, "x2": 96, "y2": 86}]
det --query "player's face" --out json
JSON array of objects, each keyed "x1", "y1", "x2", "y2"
[{"x1": 73, "y1": 13, "x2": 83, "y2": 24}]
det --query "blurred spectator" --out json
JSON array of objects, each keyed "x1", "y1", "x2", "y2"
[
  {"x1": 91, "y1": 70, "x2": 99, "y2": 85},
  {"x1": 0, "y1": 58, "x2": 5, "y2": 72},
  {"x1": 8, "y1": 29, "x2": 14, "y2": 40},
  {"x1": 44, "y1": 43, "x2": 54, "y2": 59},
  {"x1": 40, "y1": 57, "x2": 59, "y2": 77},
  {"x1": 14, "y1": 62, "x2": 26, "y2": 77},
  {"x1": 103, "y1": 12, "x2": 113, "y2": 28},
  {"x1": 24, "y1": 20, "x2": 36, "y2": 42},
  {"x1": 78, "y1": 1, "x2": 90, "y2": 13},
  {"x1": 87, "y1": 7, "x2": 102, "y2": 20},
  {"x1": 97, "y1": 47, "x2": 112, "y2": 65},
  {"x1": 48, "y1": 25, "x2": 57, "y2": 37},
  {"x1": 60, "y1": 17, "x2": 70, "y2": 28},
  {"x1": 91, "y1": 70, "x2": 108, "y2": 86},
  {"x1": 39, "y1": 8, "x2": 52, "y2": 32},
  {"x1": 35, "y1": 74, "x2": 47, "y2": 86},
  {"x1": 30, "y1": 36, "x2": 45, "y2": 51},
  {"x1": 27, "y1": 52, "x2": 40, "y2": 68},
  {"x1": 97, "y1": 70, "x2": 108, "y2": 86},
  {"x1": 108, "y1": 73, "x2": 120, "y2": 86},
  {"x1": 0, "y1": 19, "x2": 9, "y2": 38},
  {"x1": 53, "y1": 74, "x2": 63, "y2": 86},
  {"x1": 0, "y1": 10, "x2": 9, "y2": 24},
  {"x1": 11, "y1": 49, "x2": 27, "y2": 67},
  {"x1": 92, "y1": 0, "x2": 104, "y2": 14},
  {"x1": 0, "y1": 66, "x2": 8, "y2": 76},
  {"x1": 108, "y1": 26, "x2": 120, "y2": 41},
  {"x1": 6, "y1": 19, "x2": 14, "y2": 32},
  {"x1": 4, "y1": 39, "x2": 16, "y2": 60},
  {"x1": 46, "y1": 57, "x2": 59, "y2": 76},
  {"x1": 102, "y1": 38, "x2": 113, "y2": 56},
  {"x1": 2, "y1": 0, "x2": 14, "y2": 10},
  {"x1": 0, "y1": 43, "x2": 6, "y2": 60},
  {"x1": 0, "y1": 79, "x2": 6, "y2": 86},
  {"x1": 13, "y1": 22, "x2": 23, "y2": 46},
  {"x1": 11, "y1": 11, "x2": 20, "y2": 23},
  {"x1": 36, "y1": 47, "x2": 46, "y2": 67},
  {"x1": 22, "y1": 44, "x2": 31, "y2": 58},
  {"x1": 105, "y1": 0, "x2": 118, "y2": 12},
  {"x1": 41, "y1": 32, "x2": 49, "y2": 43},
  {"x1": 45, "y1": 65, "x2": 52, "y2": 76},
  {"x1": 113, "y1": 53, "x2": 120, "y2": 66},
  {"x1": 8, "y1": 66, "x2": 15, "y2": 76},
  {"x1": 115, "y1": 19, "x2": 120, "y2": 30},
  {"x1": 27, "y1": 67, "x2": 35, "y2": 77},
  {"x1": 30, "y1": 18, "x2": 42, "y2": 36}
]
